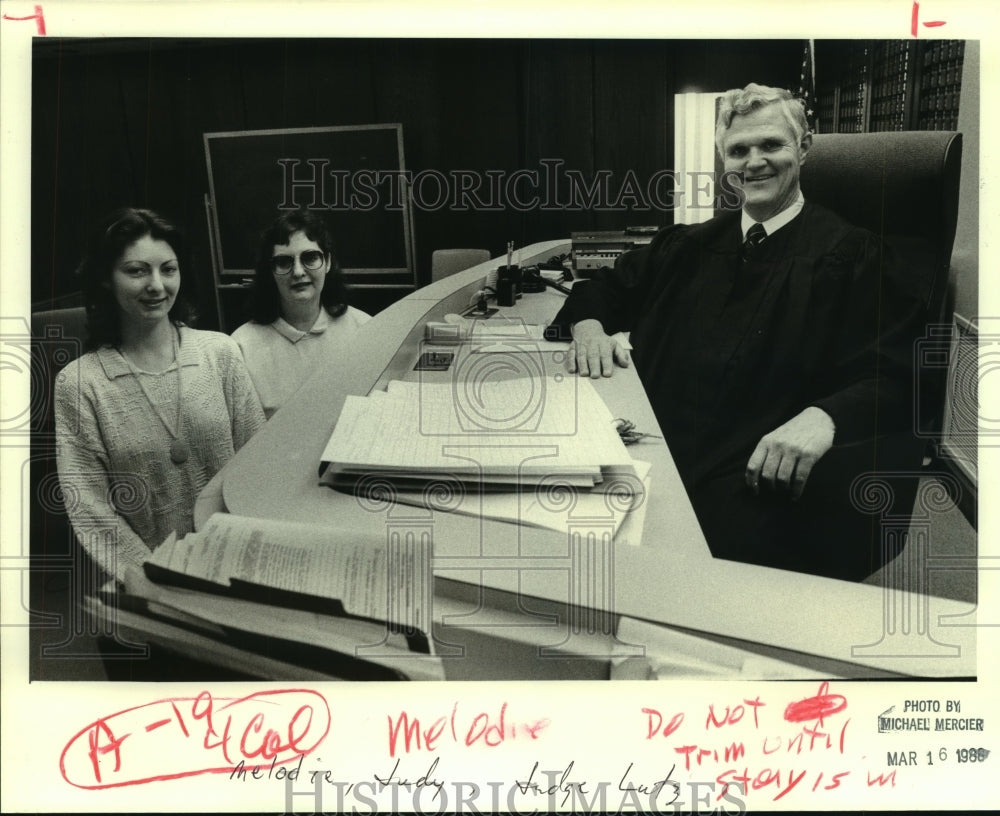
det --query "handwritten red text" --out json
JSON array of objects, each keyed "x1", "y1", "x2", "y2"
[
  {"x1": 387, "y1": 701, "x2": 550, "y2": 757},
  {"x1": 60, "y1": 689, "x2": 330, "y2": 789},
  {"x1": 1, "y1": 4, "x2": 46, "y2": 34}
]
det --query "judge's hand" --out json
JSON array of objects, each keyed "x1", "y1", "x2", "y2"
[
  {"x1": 745, "y1": 406, "x2": 836, "y2": 500},
  {"x1": 569, "y1": 319, "x2": 631, "y2": 378}
]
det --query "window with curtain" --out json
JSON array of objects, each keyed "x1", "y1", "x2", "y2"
[{"x1": 673, "y1": 91, "x2": 724, "y2": 225}]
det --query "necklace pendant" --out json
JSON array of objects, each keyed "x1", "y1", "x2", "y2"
[{"x1": 169, "y1": 439, "x2": 190, "y2": 465}]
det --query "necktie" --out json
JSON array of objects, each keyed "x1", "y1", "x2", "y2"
[{"x1": 742, "y1": 223, "x2": 767, "y2": 260}]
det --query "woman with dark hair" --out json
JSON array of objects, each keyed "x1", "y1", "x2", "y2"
[
  {"x1": 54, "y1": 207, "x2": 265, "y2": 584},
  {"x1": 232, "y1": 209, "x2": 370, "y2": 418}
]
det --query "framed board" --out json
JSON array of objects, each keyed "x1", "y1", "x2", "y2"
[{"x1": 204, "y1": 123, "x2": 416, "y2": 289}]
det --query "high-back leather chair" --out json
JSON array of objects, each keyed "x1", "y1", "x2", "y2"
[
  {"x1": 801, "y1": 131, "x2": 963, "y2": 438},
  {"x1": 796, "y1": 131, "x2": 964, "y2": 579}
]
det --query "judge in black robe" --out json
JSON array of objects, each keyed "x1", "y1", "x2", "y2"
[{"x1": 550, "y1": 84, "x2": 924, "y2": 581}]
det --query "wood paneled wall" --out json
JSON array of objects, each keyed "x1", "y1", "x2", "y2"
[{"x1": 31, "y1": 38, "x2": 800, "y2": 328}]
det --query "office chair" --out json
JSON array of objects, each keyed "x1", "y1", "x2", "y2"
[
  {"x1": 430, "y1": 248, "x2": 491, "y2": 283},
  {"x1": 801, "y1": 131, "x2": 962, "y2": 346},
  {"x1": 31, "y1": 306, "x2": 88, "y2": 433},
  {"x1": 796, "y1": 131, "x2": 964, "y2": 579},
  {"x1": 29, "y1": 306, "x2": 88, "y2": 567},
  {"x1": 801, "y1": 131, "x2": 963, "y2": 441}
]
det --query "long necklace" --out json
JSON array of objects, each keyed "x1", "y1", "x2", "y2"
[{"x1": 121, "y1": 327, "x2": 190, "y2": 465}]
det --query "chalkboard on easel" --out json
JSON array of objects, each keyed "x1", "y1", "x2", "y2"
[{"x1": 204, "y1": 124, "x2": 416, "y2": 289}]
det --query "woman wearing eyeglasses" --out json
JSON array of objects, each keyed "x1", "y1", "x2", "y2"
[{"x1": 232, "y1": 209, "x2": 371, "y2": 419}]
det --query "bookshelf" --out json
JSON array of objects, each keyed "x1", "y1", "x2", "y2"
[
  {"x1": 814, "y1": 40, "x2": 964, "y2": 134},
  {"x1": 869, "y1": 40, "x2": 911, "y2": 133},
  {"x1": 917, "y1": 40, "x2": 965, "y2": 131}
]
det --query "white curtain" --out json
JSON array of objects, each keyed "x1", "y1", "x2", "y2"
[{"x1": 673, "y1": 91, "x2": 724, "y2": 225}]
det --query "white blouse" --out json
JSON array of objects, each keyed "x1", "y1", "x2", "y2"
[{"x1": 232, "y1": 306, "x2": 371, "y2": 419}]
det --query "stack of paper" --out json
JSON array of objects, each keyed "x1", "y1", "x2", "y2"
[
  {"x1": 320, "y1": 376, "x2": 647, "y2": 536},
  {"x1": 322, "y1": 376, "x2": 635, "y2": 486},
  {"x1": 115, "y1": 514, "x2": 444, "y2": 681}
]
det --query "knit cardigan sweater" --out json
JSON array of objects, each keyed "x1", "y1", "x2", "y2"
[{"x1": 55, "y1": 327, "x2": 265, "y2": 582}]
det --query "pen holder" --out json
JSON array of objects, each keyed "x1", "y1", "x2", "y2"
[
  {"x1": 497, "y1": 265, "x2": 521, "y2": 304},
  {"x1": 496, "y1": 273, "x2": 516, "y2": 307}
]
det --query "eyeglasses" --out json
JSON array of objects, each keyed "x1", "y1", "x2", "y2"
[{"x1": 270, "y1": 250, "x2": 326, "y2": 275}]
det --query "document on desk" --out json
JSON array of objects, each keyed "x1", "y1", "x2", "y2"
[
  {"x1": 463, "y1": 322, "x2": 559, "y2": 353},
  {"x1": 321, "y1": 376, "x2": 633, "y2": 481},
  {"x1": 425, "y1": 318, "x2": 552, "y2": 349},
  {"x1": 472, "y1": 457, "x2": 652, "y2": 536},
  {"x1": 143, "y1": 513, "x2": 428, "y2": 632},
  {"x1": 120, "y1": 568, "x2": 443, "y2": 681},
  {"x1": 319, "y1": 376, "x2": 646, "y2": 535},
  {"x1": 467, "y1": 328, "x2": 629, "y2": 354},
  {"x1": 432, "y1": 321, "x2": 629, "y2": 355},
  {"x1": 115, "y1": 513, "x2": 446, "y2": 679}
]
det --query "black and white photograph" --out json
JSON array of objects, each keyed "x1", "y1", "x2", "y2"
[{"x1": 1, "y1": 0, "x2": 996, "y2": 812}]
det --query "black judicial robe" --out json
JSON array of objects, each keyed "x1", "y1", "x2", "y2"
[{"x1": 551, "y1": 202, "x2": 924, "y2": 580}]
